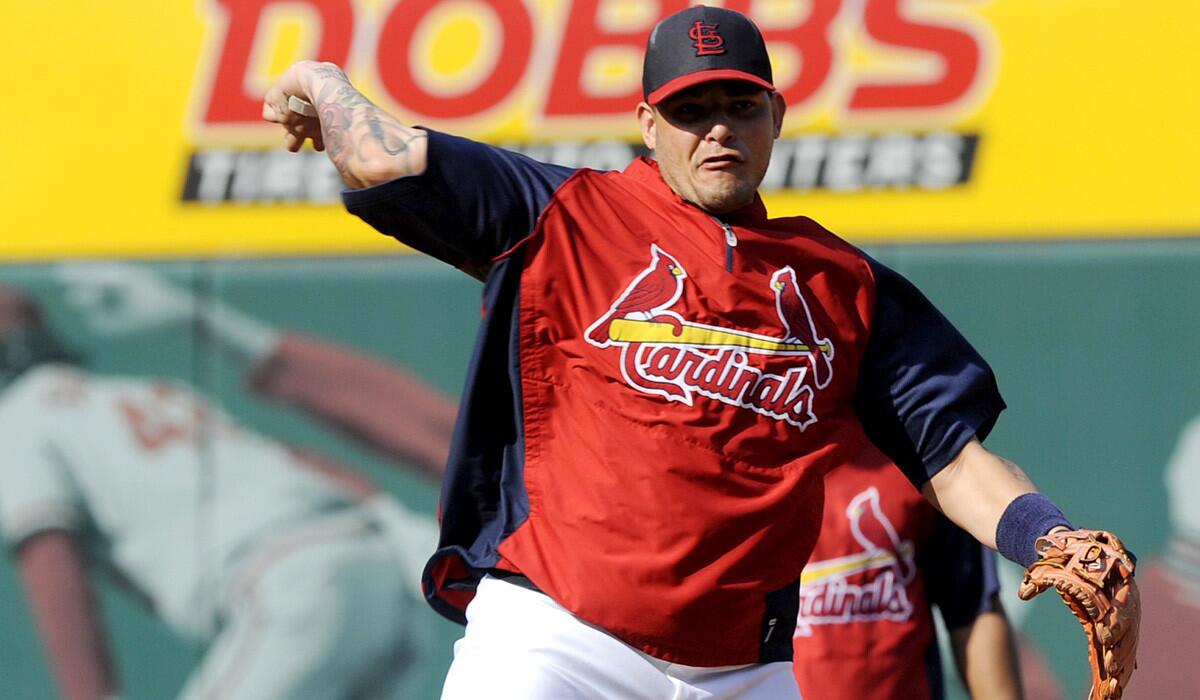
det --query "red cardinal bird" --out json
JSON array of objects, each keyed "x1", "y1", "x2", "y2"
[
  {"x1": 587, "y1": 245, "x2": 688, "y2": 346},
  {"x1": 771, "y1": 266, "x2": 834, "y2": 388},
  {"x1": 846, "y1": 487, "x2": 917, "y2": 585}
]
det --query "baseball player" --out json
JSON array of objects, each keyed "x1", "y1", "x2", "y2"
[
  {"x1": 0, "y1": 283, "x2": 445, "y2": 700},
  {"x1": 54, "y1": 262, "x2": 458, "y2": 480},
  {"x1": 264, "y1": 6, "x2": 1139, "y2": 699},
  {"x1": 793, "y1": 447, "x2": 1022, "y2": 699}
]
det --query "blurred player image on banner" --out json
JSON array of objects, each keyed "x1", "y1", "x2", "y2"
[
  {"x1": 792, "y1": 448, "x2": 1023, "y2": 700},
  {"x1": 1123, "y1": 416, "x2": 1200, "y2": 698},
  {"x1": 263, "y1": 6, "x2": 1140, "y2": 699},
  {"x1": 0, "y1": 267, "x2": 457, "y2": 700}
]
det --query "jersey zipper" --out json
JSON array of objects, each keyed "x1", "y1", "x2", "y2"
[{"x1": 714, "y1": 219, "x2": 738, "y2": 272}]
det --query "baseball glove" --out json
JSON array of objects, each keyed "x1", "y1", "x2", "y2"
[{"x1": 1018, "y1": 529, "x2": 1140, "y2": 700}]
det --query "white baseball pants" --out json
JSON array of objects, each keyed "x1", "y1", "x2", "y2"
[
  {"x1": 178, "y1": 509, "x2": 434, "y2": 700},
  {"x1": 441, "y1": 576, "x2": 802, "y2": 700}
]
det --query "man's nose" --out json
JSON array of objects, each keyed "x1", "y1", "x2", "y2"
[{"x1": 706, "y1": 120, "x2": 735, "y2": 145}]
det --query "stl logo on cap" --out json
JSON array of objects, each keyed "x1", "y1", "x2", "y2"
[{"x1": 688, "y1": 20, "x2": 725, "y2": 56}]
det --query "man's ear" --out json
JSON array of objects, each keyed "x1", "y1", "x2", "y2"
[
  {"x1": 636, "y1": 102, "x2": 657, "y2": 151},
  {"x1": 770, "y1": 92, "x2": 787, "y2": 139}
]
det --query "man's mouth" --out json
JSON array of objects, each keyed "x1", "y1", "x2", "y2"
[{"x1": 700, "y1": 153, "x2": 744, "y2": 170}]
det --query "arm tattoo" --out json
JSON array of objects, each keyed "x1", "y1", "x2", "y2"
[
  {"x1": 312, "y1": 76, "x2": 426, "y2": 186},
  {"x1": 309, "y1": 64, "x2": 349, "y2": 82},
  {"x1": 361, "y1": 116, "x2": 424, "y2": 158}
]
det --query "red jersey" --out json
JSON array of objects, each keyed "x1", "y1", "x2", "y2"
[
  {"x1": 792, "y1": 451, "x2": 998, "y2": 699},
  {"x1": 344, "y1": 131, "x2": 1005, "y2": 666}
]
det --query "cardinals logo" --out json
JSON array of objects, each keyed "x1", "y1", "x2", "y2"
[
  {"x1": 771, "y1": 267, "x2": 834, "y2": 389},
  {"x1": 585, "y1": 247, "x2": 835, "y2": 430},
  {"x1": 688, "y1": 20, "x2": 726, "y2": 56},
  {"x1": 794, "y1": 487, "x2": 917, "y2": 637},
  {"x1": 587, "y1": 244, "x2": 687, "y2": 345}
]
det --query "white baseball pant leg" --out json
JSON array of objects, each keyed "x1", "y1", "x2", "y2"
[
  {"x1": 177, "y1": 512, "x2": 418, "y2": 700},
  {"x1": 440, "y1": 576, "x2": 801, "y2": 700}
]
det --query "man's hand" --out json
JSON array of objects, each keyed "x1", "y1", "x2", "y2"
[
  {"x1": 262, "y1": 61, "x2": 428, "y2": 188},
  {"x1": 55, "y1": 262, "x2": 194, "y2": 336},
  {"x1": 262, "y1": 60, "x2": 336, "y2": 153},
  {"x1": 1018, "y1": 529, "x2": 1140, "y2": 699}
]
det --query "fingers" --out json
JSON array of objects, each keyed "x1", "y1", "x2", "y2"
[
  {"x1": 265, "y1": 90, "x2": 323, "y2": 152},
  {"x1": 263, "y1": 62, "x2": 322, "y2": 148},
  {"x1": 262, "y1": 61, "x2": 309, "y2": 118},
  {"x1": 279, "y1": 119, "x2": 325, "y2": 152},
  {"x1": 262, "y1": 94, "x2": 310, "y2": 126},
  {"x1": 262, "y1": 99, "x2": 286, "y2": 124},
  {"x1": 262, "y1": 79, "x2": 301, "y2": 126},
  {"x1": 287, "y1": 95, "x2": 318, "y2": 117}
]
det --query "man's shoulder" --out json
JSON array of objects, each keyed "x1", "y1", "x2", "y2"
[
  {"x1": 763, "y1": 213, "x2": 842, "y2": 237},
  {"x1": 0, "y1": 364, "x2": 90, "y2": 415},
  {"x1": 761, "y1": 213, "x2": 871, "y2": 262},
  {"x1": 541, "y1": 161, "x2": 666, "y2": 206}
]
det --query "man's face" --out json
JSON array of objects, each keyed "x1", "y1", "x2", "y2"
[
  {"x1": 0, "y1": 289, "x2": 38, "y2": 336},
  {"x1": 638, "y1": 81, "x2": 786, "y2": 215},
  {"x1": 0, "y1": 289, "x2": 81, "y2": 387},
  {"x1": 0, "y1": 289, "x2": 44, "y2": 387}
]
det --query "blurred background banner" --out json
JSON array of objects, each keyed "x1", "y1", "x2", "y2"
[
  {"x1": 3, "y1": 0, "x2": 1198, "y2": 260},
  {"x1": 3, "y1": 247, "x2": 1199, "y2": 700}
]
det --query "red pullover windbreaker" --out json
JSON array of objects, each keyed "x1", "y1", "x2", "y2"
[{"x1": 344, "y1": 131, "x2": 1005, "y2": 666}]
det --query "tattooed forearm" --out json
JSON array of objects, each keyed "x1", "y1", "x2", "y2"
[
  {"x1": 308, "y1": 63, "x2": 349, "y2": 83},
  {"x1": 316, "y1": 101, "x2": 356, "y2": 178},
  {"x1": 361, "y1": 116, "x2": 425, "y2": 157},
  {"x1": 326, "y1": 84, "x2": 371, "y2": 109},
  {"x1": 306, "y1": 68, "x2": 428, "y2": 187}
]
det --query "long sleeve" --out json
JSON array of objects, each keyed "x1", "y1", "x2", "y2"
[{"x1": 342, "y1": 130, "x2": 576, "y2": 278}]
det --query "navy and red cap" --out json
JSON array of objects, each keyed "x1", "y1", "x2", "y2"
[{"x1": 642, "y1": 5, "x2": 775, "y2": 105}]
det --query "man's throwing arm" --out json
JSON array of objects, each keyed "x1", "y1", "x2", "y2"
[
  {"x1": 262, "y1": 60, "x2": 428, "y2": 189},
  {"x1": 266, "y1": 61, "x2": 575, "y2": 275}
]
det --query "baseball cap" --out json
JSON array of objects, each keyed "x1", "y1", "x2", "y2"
[{"x1": 642, "y1": 5, "x2": 775, "y2": 105}]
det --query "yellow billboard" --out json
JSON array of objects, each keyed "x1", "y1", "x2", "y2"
[{"x1": 3, "y1": 0, "x2": 1198, "y2": 260}]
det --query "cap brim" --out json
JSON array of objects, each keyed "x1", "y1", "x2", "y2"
[{"x1": 646, "y1": 69, "x2": 775, "y2": 105}]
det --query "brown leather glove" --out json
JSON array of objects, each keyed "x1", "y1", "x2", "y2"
[{"x1": 1018, "y1": 529, "x2": 1140, "y2": 699}]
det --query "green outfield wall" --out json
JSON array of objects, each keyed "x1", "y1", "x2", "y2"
[{"x1": 1, "y1": 239, "x2": 1196, "y2": 699}]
